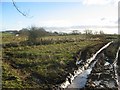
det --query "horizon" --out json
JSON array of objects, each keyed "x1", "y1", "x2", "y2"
[
  {"x1": 1, "y1": 0, "x2": 119, "y2": 34},
  {"x1": 1, "y1": 26, "x2": 118, "y2": 34}
]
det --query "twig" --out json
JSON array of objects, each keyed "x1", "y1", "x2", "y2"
[{"x1": 12, "y1": 0, "x2": 31, "y2": 17}]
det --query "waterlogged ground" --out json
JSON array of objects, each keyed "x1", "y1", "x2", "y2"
[
  {"x1": 2, "y1": 33, "x2": 119, "y2": 89},
  {"x1": 67, "y1": 68, "x2": 92, "y2": 88},
  {"x1": 64, "y1": 42, "x2": 120, "y2": 90},
  {"x1": 61, "y1": 42, "x2": 113, "y2": 89}
]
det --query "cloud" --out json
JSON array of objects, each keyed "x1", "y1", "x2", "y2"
[
  {"x1": 82, "y1": 0, "x2": 119, "y2": 6},
  {"x1": 35, "y1": 20, "x2": 74, "y2": 27},
  {"x1": 101, "y1": 18, "x2": 106, "y2": 21},
  {"x1": 109, "y1": 19, "x2": 118, "y2": 24},
  {"x1": 101, "y1": 18, "x2": 117, "y2": 26}
]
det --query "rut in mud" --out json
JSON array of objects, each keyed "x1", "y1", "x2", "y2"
[
  {"x1": 85, "y1": 43, "x2": 120, "y2": 90},
  {"x1": 56, "y1": 41, "x2": 120, "y2": 90}
]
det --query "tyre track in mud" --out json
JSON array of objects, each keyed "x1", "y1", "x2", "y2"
[
  {"x1": 83, "y1": 42, "x2": 120, "y2": 90},
  {"x1": 57, "y1": 42, "x2": 113, "y2": 89},
  {"x1": 57, "y1": 41, "x2": 120, "y2": 90}
]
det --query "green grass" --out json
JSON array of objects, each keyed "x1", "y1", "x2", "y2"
[
  {"x1": 2, "y1": 32, "x2": 27, "y2": 44},
  {"x1": 2, "y1": 33, "x2": 117, "y2": 88},
  {"x1": 1, "y1": 32, "x2": 101, "y2": 44},
  {"x1": 2, "y1": 61, "x2": 24, "y2": 88},
  {"x1": 3, "y1": 40, "x2": 102, "y2": 88}
]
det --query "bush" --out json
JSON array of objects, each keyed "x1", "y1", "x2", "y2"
[{"x1": 28, "y1": 27, "x2": 48, "y2": 43}]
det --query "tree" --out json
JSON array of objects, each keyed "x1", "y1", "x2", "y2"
[
  {"x1": 19, "y1": 28, "x2": 29, "y2": 36},
  {"x1": 94, "y1": 31, "x2": 98, "y2": 35},
  {"x1": 53, "y1": 31, "x2": 59, "y2": 35},
  {"x1": 84, "y1": 30, "x2": 93, "y2": 35},
  {"x1": 27, "y1": 26, "x2": 48, "y2": 44},
  {"x1": 71, "y1": 30, "x2": 80, "y2": 35},
  {"x1": 99, "y1": 30, "x2": 104, "y2": 35}
]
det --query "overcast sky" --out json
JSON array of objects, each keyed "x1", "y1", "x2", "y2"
[{"x1": 1, "y1": 0, "x2": 119, "y2": 34}]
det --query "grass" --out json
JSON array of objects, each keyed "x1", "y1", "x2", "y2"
[
  {"x1": 2, "y1": 33, "x2": 27, "y2": 44},
  {"x1": 2, "y1": 33, "x2": 101, "y2": 44},
  {"x1": 2, "y1": 32, "x2": 118, "y2": 89},
  {"x1": 2, "y1": 61, "x2": 24, "y2": 88}
]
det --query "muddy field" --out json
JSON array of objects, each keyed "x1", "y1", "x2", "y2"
[{"x1": 56, "y1": 42, "x2": 120, "y2": 90}]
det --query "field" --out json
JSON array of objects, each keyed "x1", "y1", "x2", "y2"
[{"x1": 1, "y1": 32, "x2": 119, "y2": 89}]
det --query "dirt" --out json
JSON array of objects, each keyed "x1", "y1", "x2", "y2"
[{"x1": 85, "y1": 43, "x2": 119, "y2": 90}]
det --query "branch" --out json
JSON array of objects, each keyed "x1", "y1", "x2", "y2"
[{"x1": 12, "y1": 0, "x2": 32, "y2": 18}]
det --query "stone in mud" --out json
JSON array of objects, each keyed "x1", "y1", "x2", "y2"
[
  {"x1": 88, "y1": 73, "x2": 100, "y2": 80},
  {"x1": 100, "y1": 74, "x2": 114, "y2": 80}
]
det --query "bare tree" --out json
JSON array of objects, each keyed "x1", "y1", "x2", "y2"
[
  {"x1": 84, "y1": 29, "x2": 93, "y2": 35},
  {"x1": 72, "y1": 30, "x2": 80, "y2": 35},
  {"x1": 94, "y1": 31, "x2": 98, "y2": 35},
  {"x1": 99, "y1": 30, "x2": 104, "y2": 35},
  {"x1": 27, "y1": 26, "x2": 48, "y2": 43}
]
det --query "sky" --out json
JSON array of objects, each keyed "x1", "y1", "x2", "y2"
[{"x1": 1, "y1": 0, "x2": 120, "y2": 34}]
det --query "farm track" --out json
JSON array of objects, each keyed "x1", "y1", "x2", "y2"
[{"x1": 58, "y1": 41, "x2": 120, "y2": 90}]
